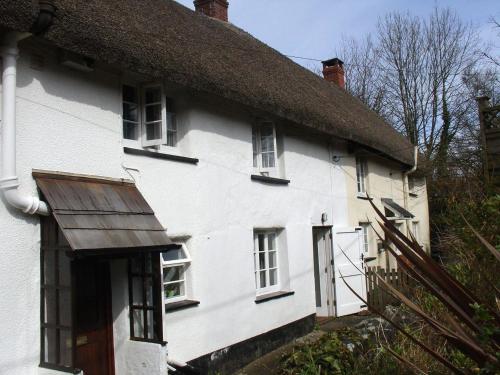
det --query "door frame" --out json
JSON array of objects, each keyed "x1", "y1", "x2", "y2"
[{"x1": 73, "y1": 259, "x2": 116, "y2": 375}]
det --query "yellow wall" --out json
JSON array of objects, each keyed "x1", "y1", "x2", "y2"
[{"x1": 341, "y1": 149, "x2": 430, "y2": 270}]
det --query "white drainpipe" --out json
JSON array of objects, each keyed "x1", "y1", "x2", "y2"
[
  {"x1": 403, "y1": 146, "x2": 418, "y2": 213},
  {"x1": 0, "y1": 32, "x2": 49, "y2": 215}
]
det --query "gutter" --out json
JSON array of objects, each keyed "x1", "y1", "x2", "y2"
[{"x1": 0, "y1": 1, "x2": 55, "y2": 216}]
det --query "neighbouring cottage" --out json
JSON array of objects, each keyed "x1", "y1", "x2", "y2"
[{"x1": 0, "y1": 1, "x2": 430, "y2": 374}]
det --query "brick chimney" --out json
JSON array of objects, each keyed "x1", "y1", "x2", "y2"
[
  {"x1": 322, "y1": 58, "x2": 345, "y2": 89},
  {"x1": 194, "y1": 0, "x2": 229, "y2": 22}
]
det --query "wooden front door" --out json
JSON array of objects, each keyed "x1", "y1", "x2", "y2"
[{"x1": 74, "y1": 260, "x2": 115, "y2": 375}]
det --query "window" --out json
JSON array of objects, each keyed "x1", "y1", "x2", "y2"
[
  {"x1": 128, "y1": 253, "x2": 164, "y2": 342},
  {"x1": 161, "y1": 245, "x2": 191, "y2": 304},
  {"x1": 122, "y1": 84, "x2": 177, "y2": 147},
  {"x1": 356, "y1": 157, "x2": 368, "y2": 194},
  {"x1": 360, "y1": 223, "x2": 370, "y2": 253},
  {"x1": 252, "y1": 122, "x2": 277, "y2": 175},
  {"x1": 253, "y1": 230, "x2": 279, "y2": 294},
  {"x1": 40, "y1": 218, "x2": 73, "y2": 370}
]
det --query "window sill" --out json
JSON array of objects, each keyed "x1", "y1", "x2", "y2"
[
  {"x1": 357, "y1": 193, "x2": 370, "y2": 200},
  {"x1": 39, "y1": 363, "x2": 82, "y2": 374},
  {"x1": 123, "y1": 147, "x2": 199, "y2": 165},
  {"x1": 165, "y1": 299, "x2": 200, "y2": 313},
  {"x1": 255, "y1": 290, "x2": 294, "y2": 304},
  {"x1": 130, "y1": 337, "x2": 168, "y2": 346},
  {"x1": 251, "y1": 174, "x2": 290, "y2": 185}
]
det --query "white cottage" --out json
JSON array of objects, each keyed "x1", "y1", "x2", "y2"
[{"x1": 0, "y1": 1, "x2": 430, "y2": 374}]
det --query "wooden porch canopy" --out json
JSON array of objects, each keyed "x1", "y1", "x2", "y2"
[
  {"x1": 33, "y1": 170, "x2": 179, "y2": 256},
  {"x1": 381, "y1": 198, "x2": 414, "y2": 220}
]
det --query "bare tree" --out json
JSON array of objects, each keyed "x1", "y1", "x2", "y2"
[
  {"x1": 337, "y1": 36, "x2": 387, "y2": 117},
  {"x1": 377, "y1": 12, "x2": 431, "y2": 147}
]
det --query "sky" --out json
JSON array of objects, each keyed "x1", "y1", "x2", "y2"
[{"x1": 174, "y1": 0, "x2": 499, "y2": 71}]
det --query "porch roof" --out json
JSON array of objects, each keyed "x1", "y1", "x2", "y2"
[
  {"x1": 381, "y1": 198, "x2": 414, "y2": 220},
  {"x1": 33, "y1": 170, "x2": 179, "y2": 256}
]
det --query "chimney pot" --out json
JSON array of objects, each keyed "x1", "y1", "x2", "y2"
[
  {"x1": 194, "y1": 0, "x2": 229, "y2": 22},
  {"x1": 322, "y1": 58, "x2": 345, "y2": 89}
]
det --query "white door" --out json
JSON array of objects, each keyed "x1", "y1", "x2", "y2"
[
  {"x1": 312, "y1": 228, "x2": 335, "y2": 317},
  {"x1": 333, "y1": 227, "x2": 367, "y2": 316}
]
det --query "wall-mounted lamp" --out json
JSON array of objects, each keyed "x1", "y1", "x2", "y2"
[
  {"x1": 332, "y1": 155, "x2": 341, "y2": 163},
  {"x1": 321, "y1": 212, "x2": 328, "y2": 224}
]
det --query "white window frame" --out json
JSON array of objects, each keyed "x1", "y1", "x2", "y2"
[
  {"x1": 360, "y1": 223, "x2": 370, "y2": 253},
  {"x1": 252, "y1": 121, "x2": 278, "y2": 176},
  {"x1": 161, "y1": 245, "x2": 191, "y2": 304},
  {"x1": 122, "y1": 83, "x2": 178, "y2": 148},
  {"x1": 253, "y1": 230, "x2": 280, "y2": 295},
  {"x1": 356, "y1": 156, "x2": 368, "y2": 195},
  {"x1": 141, "y1": 84, "x2": 167, "y2": 147}
]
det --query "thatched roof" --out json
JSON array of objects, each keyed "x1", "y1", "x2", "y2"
[{"x1": 0, "y1": 0, "x2": 415, "y2": 165}]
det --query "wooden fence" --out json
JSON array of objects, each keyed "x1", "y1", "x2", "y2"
[{"x1": 365, "y1": 266, "x2": 416, "y2": 311}]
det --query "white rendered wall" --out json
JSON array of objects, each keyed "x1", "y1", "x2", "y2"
[
  {"x1": 0, "y1": 39, "x2": 428, "y2": 374},
  {"x1": 0, "y1": 41, "x2": 124, "y2": 375},
  {"x1": 123, "y1": 98, "x2": 348, "y2": 361}
]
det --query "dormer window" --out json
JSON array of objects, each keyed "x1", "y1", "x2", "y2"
[
  {"x1": 252, "y1": 121, "x2": 277, "y2": 176},
  {"x1": 122, "y1": 84, "x2": 177, "y2": 147}
]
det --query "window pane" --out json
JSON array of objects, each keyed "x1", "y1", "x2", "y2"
[
  {"x1": 162, "y1": 247, "x2": 187, "y2": 263},
  {"x1": 268, "y1": 251, "x2": 277, "y2": 268},
  {"x1": 267, "y1": 233, "x2": 275, "y2": 250},
  {"x1": 269, "y1": 269, "x2": 277, "y2": 286},
  {"x1": 145, "y1": 87, "x2": 161, "y2": 104},
  {"x1": 145, "y1": 254, "x2": 152, "y2": 273},
  {"x1": 131, "y1": 256, "x2": 142, "y2": 274},
  {"x1": 259, "y1": 271, "x2": 266, "y2": 288},
  {"x1": 123, "y1": 102, "x2": 139, "y2": 122},
  {"x1": 146, "y1": 122, "x2": 162, "y2": 141},
  {"x1": 145, "y1": 104, "x2": 162, "y2": 123},
  {"x1": 163, "y1": 265, "x2": 183, "y2": 283},
  {"x1": 164, "y1": 281, "x2": 184, "y2": 299},
  {"x1": 167, "y1": 131, "x2": 176, "y2": 147},
  {"x1": 252, "y1": 128, "x2": 258, "y2": 168},
  {"x1": 123, "y1": 121, "x2": 139, "y2": 140},
  {"x1": 44, "y1": 250, "x2": 55, "y2": 286},
  {"x1": 260, "y1": 125, "x2": 274, "y2": 150},
  {"x1": 262, "y1": 152, "x2": 275, "y2": 168},
  {"x1": 44, "y1": 289, "x2": 57, "y2": 325},
  {"x1": 43, "y1": 327, "x2": 57, "y2": 363},
  {"x1": 132, "y1": 309, "x2": 144, "y2": 337},
  {"x1": 132, "y1": 277, "x2": 143, "y2": 305},
  {"x1": 145, "y1": 277, "x2": 153, "y2": 307},
  {"x1": 258, "y1": 234, "x2": 265, "y2": 252},
  {"x1": 59, "y1": 329, "x2": 72, "y2": 367},
  {"x1": 59, "y1": 290, "x2": 72, "y2": 326},
  {"x1": 258, "y1": 252, "x2": 266, "y2": 270},
  {"x1": 166, "y1": 113, "x2": 177, "y2": 147},
  {"x1": 147, "y1": 310, "x2": 155, "y2": 339},
  {"x1": 167, "y1": 112, "x2": 177, "y2": 131},
  {"x1": 166, "y1": 97, "x2": 174, "y2": 112},
  {"x1": 58, "y1": 251, "x2": 71, "y2": 287},
  {"x1": 123, "y1": 85, "x2": 137, "y2": 103}
]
